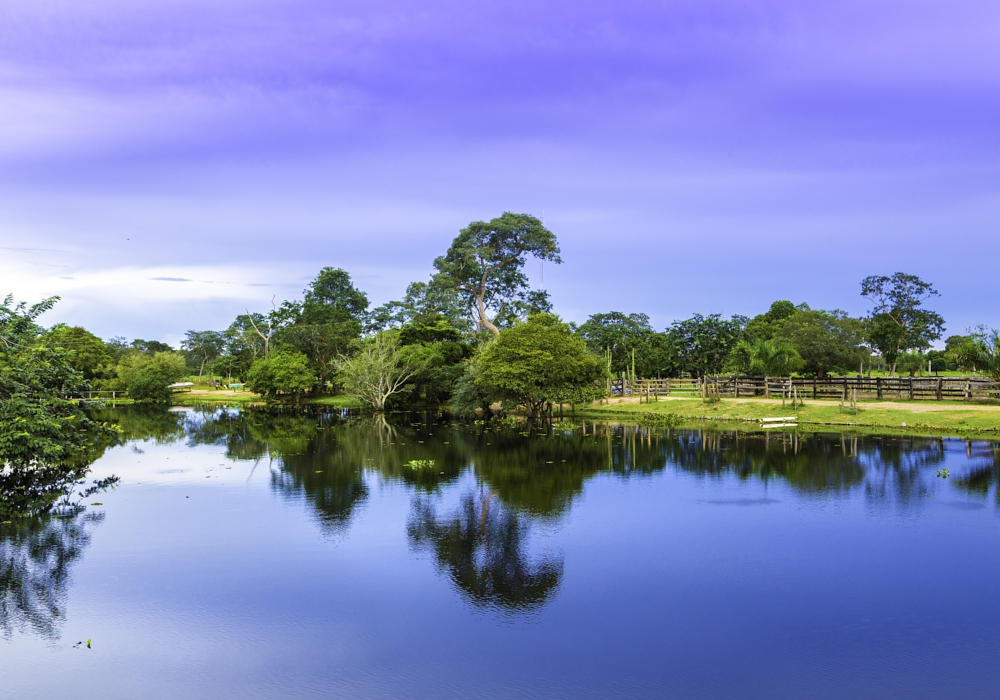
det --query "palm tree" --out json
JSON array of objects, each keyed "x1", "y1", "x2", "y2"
[{"x1": 732, "y1": 337, "x2": 802, "y2": 376}]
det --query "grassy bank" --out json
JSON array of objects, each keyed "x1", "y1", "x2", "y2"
[
  {"x1": 169, "y1": 385, "x2": 361, "y2": 408},
  {"x1": 580, "y1": 396, "x2": 1000, "y2": 437}
]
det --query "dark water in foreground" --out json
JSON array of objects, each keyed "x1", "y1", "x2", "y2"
[{"x1": 3, "y1": 407, "x2": 1000, "y2": 699}]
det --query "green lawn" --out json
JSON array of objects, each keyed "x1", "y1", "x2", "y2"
[
  {"x1": 304, "y1": 394, "x2": 362, "y2": 408},
  {"x1": 580, "y1": 396, "x2": 1000, "y2": 437},
  {"x1": 169, "y1": 385, "x2": 362, "y2": 408}
]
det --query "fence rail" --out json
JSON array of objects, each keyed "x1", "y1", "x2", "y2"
[
  {"x1": 611, "y1": 376, "x2": 1000, "y2": 402},
  {"x1": 65, "y1": 390, "x2": 124, "y2": 402}
]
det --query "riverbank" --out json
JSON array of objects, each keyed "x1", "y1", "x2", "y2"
[
  {"x1": 580, "y1": 396, "x2": 1000, "y2": 437},
  {"x1": 170, "y1": 387, "x2": 360, "y2": 408}
]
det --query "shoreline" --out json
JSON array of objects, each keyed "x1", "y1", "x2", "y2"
[{"x1": 578, "y1": 396, "x2": 1000, "y2": 438}]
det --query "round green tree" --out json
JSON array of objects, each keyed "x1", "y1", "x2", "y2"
[
  {"x1": 475, "y1": 313, "x2": 606, "y2": 417},
  {"x1": 246, "y1": 351, "x2": 317, "y2": 402}
]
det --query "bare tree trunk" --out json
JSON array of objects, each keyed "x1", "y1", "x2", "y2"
[{"x1": 478, "y1": 295, "x2": 500, "y2": 340}]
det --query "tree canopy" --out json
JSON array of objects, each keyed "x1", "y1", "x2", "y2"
[
  {"x1": 576, "y1": 312, "x2": 672, "y2": 377},
  {"x1": 43, "y1": 326, "x2": 113, "y2": 380},
  {"x1": 246, "y1": 351, "x2": 317, "y2": 402},
  {"x1": 665, "y1": 313, "x2": 746, "y2": 377},
  {"x1": 474, "y1": 314, "x2": 605, "y2": 417},
  {"x1": 861, "y1": 272, "x2": 944, "y2": 376},
  {"x1": 772, "y1": 308, "x2": 867, "y2": 377},
  {"x1": 337, "y1": 331, "x2": 426, "y2": 411},
  {"x1": 433, "y1": 213, "x2": 560, "y2": 339},
  {"x1": 0, "y1": 295, "x2": 112, "y2": 470}
]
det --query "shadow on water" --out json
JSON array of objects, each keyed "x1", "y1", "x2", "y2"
[{"x1": 83, "y1": 406, "x2": 1000, "y2": 618}]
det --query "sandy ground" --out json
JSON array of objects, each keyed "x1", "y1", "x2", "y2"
[{"x1": 602, "y1": 396, "x2": 1000, "y2": 413}]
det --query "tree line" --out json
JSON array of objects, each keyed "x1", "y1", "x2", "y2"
[{"x1": 6, "y1": 213, "x2": 1000, "y2": 415}]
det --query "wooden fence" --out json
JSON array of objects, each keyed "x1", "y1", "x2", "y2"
[
  {"x1": 67, "y1": 390, "x2": 124, "y2": 402},
  {"x1": 611, "y1": 376, "x2": 1000, "y2": 403}
]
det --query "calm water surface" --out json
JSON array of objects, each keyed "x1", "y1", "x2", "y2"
[{"x1": 3, "y1": 406, "x2": 1000, "y2": 699}]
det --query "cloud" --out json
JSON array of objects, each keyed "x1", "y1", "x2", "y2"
[{"x1": 150, "y1": 277, "x2": 191, "y2": 282}]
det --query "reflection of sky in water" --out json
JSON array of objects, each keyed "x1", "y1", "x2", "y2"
[{"x1": 2, "y1": 412, "x2": 1000, "y2": 699}]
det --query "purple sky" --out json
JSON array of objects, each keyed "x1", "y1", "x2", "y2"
[{"x1": 2, "y1": 0, "x2": 998, "y2": 345}]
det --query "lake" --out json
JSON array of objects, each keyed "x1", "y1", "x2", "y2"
[{"x1": 2, "y1": 406, "x2": 999, "y2": 699}]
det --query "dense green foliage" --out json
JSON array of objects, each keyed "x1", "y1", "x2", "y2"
[
  {"x1": 3, "y1": 217, "x2": 985, "y2": 415},
  {"x1": 42, "y1": 325, "x2": 113, "y2": 380},
  {"x1": 116, "y1": 351, "x2": 187, "y2": 402},
  {"x1": 664, "y1": 313, "x2": 747, "y2": 376},
  {"x1": 771, "y1": 308, "x2": 867, "y2": 377},
  {"x1": 431, "y1": 212, "x2": 560, "y2": 338},
  {"x1": 181, "y1": 330, "x2": 225, "y2": 381},
  {"x1": 575, "y1": 312, "x2": 671, "y2": 377},
  {"x1": 336, "y1": 331, "x2": 426, "y2": 411},
  {"x1": 246, "y1": 351, "x2": 317, "y2": 402},
  {"x1": 0, "y1": 295, "x2": 118, "y2": 540},
  {"x1": 474, "y1": 314, "x2": 606, "y2": 417},
  {"x1": 861, "y1": 273, "x2": 944, "y2": 375},
  {"x1": 727, "y1": 337, "x2": 803, "y2": 376}
]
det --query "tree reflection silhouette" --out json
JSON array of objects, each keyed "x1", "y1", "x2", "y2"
[
  {"x1": 30, "y1": 405, "x2": 993, "y2": 629},
  {"x1": 0, "y1": 510, "x2": 102, "y2": 639},
  {"x1": 407, "y1": 491, "x2": 563, "y2": 612},
  {"x1": 0, "y1": 432, "x2": 118, "y2": 640},
  {"x1": 954, "y1": 442, "x2": 1000, "y2": 505}
]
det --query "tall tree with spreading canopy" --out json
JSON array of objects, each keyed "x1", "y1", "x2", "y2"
[
  {"x1": 861, "y1": 273, "x2": 944, "y2": 376},
  {"x1": 433, "y1": 213, "x2": 560, "y2": 339}
]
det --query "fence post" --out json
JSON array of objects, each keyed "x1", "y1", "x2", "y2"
[
  {"x1": 813, "y1": 377, "x2": 817, "y2": 400},
  {"x1": 908, "y1": 377, "x2": 914, "y2": 400},
  {"x1": 877, "y1": 376, "x2": 882, "y2": 399},
  {"x1": 936, "y1": 376, "x2": 943, "y2": 401}
]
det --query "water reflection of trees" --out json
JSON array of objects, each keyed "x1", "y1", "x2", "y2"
[
  {"x1": 0, "y1": 510, "x2": 103, "y2": 639},
  {"x1": 0, "y1": 427, "x2": 119, "y2": 640},
  {"x1": 407, "y1": 491, "x2": 562, "y2": 612},
  {"x1": 84, "y1": 406, "x2": 1000, "y2": 617},
  {"x1": 103, "y1": 407, "x2": 988, "y2": 517},
  {"x1": 953, "y1": 442, "x2": 1000, "y2": 505},
  {"x1": 90, "y1": 404, "x2": 189, "y2": 444}
]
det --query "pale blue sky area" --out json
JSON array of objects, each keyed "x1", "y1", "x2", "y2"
[{"x1": 2, "y1": 0, "x2": 997, "y2": 344}]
